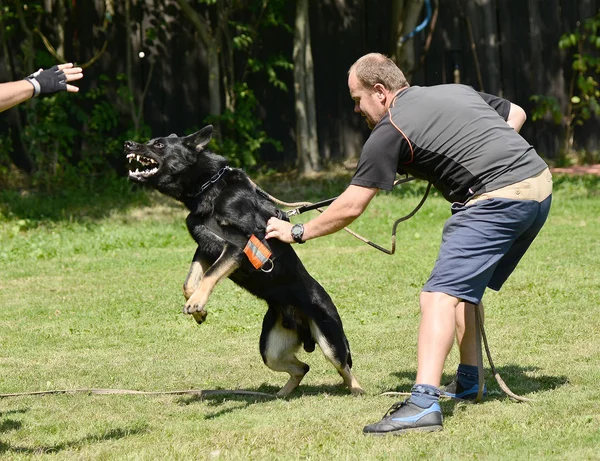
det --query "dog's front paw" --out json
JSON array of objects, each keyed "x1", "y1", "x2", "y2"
[
  {"x1": 183, "y1": 302, "x2": 208, "y2": 324},
  {"x1": 191, "y1": 310, "x2": 208, "y2": 324}
]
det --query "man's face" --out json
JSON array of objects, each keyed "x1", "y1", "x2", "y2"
[{"x1": 348, "y1": 71, "x2": 386, "y2": 130}]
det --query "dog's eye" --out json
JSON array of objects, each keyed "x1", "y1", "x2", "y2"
[{"x1": 154, "y1": 142, "x2": 164, "y2": 149}]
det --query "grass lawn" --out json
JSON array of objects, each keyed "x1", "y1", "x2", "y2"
[{"x1": 0, "y1": 174, "x2": 599, "y2": 460}]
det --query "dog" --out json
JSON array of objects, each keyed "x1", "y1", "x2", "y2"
[{"x1": 123, "y1": 125, "x2": 363, "y2": 397}]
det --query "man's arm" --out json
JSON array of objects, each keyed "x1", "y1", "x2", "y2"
[
  {"x1": 0, "y1": 80, "x2": 37, "y2": 113},
  {"x1": 506, "y1": 102, "x2": 526, "y2": 132},
  {"x1": 0, "y1": 63, "x2": 83, "y2": 113},
  {"x1": 265, "y1": 184, "x2": 379, "y2": 244}
]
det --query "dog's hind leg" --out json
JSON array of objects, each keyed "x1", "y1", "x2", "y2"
[
  {"x1": 260, "y1": 307, "x2": 309, "y2": 397},
  {"x1": 309, "y1": 320, "x2": 364, "y2": 396},
  {"x1": 184, "y1": 244, "x2": 242, "y2": 324}
]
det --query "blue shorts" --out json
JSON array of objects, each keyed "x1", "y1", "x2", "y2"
[{"x1": 422, "y1": 195, "x2": 552, "y2": 304}]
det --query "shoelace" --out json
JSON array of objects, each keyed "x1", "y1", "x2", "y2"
[{"x1": 384, "y1": 400, "x2": 408, "y2": 417}]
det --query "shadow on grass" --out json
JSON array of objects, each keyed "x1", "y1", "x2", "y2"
[
  {"x1": 0, "y1": 419, "x2": 22, "y2": 433},
  {"x1": 0, "y1": 177, "x2": 157, "y2": 224},
  {"x1": 0, "y1": 424, "x2": 148, "y2": 455},
  {"x1": 175, "y1": 383, "x2": 364, "y2": 419},
  {"x1": 389, "y1": 364, "x2": 569, "y2": 402},
  {"x1": 0, "y1": 409, "x2": 28, "y2": 434}
]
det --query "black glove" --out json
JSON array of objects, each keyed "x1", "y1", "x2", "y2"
[{"x1": 24, "y1": 66, "x2": 67, "y2": 97}]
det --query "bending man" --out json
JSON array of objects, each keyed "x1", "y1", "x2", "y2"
[{"x1": 265, "y1": 52, "x2": 552, "y2": 435}]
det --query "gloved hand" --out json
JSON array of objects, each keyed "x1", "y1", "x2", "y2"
[{"x1": 24, "y1": 66, "x2": 68, "y2": 97}]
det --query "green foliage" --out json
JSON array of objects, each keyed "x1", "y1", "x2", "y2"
[
  {"x1": 203, "y1": 0, "x2": 292, "y2": 168},
  {"x1": 208, "y1": 82, "x2": 282, "y2": 167},
  {"x1": 530, "y1": 13, "x2": 600, "y2": 164},
  {"x1": 530, "y1": 94, "x2": 562, "y2": 124},
  {"x1": 14, "y1": 71, "x2": 150, "y2": 190}
]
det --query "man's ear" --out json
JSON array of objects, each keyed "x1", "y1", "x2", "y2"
[
  {"x1": 373, "y1": 83, "x2": 386, "y2": 101},
  {"x1": 185, "y1": 125, "x2": 213, "y2": 151}
]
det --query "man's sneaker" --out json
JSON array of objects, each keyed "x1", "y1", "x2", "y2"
[
  {"x1": 363, "y1": 399, "x2": 443, "y2": 436},
  {"x1": 442, "y1": 379, "x2": 487, "y2": 401}
]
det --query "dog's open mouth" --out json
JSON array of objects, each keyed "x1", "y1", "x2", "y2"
[{"x1": 126, "y1": 153, "x2": 160, "y2": 180}]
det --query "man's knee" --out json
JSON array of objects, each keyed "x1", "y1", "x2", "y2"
[{"x1": 420, "y1": 291, "x2": 462, "y2": 312}]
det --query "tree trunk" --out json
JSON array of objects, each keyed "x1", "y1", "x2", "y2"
[
  {"x1": 390, "y1": 0, "x2": 425, "y2": 78},
  {"x1": 293, "y1": 0, "x2": 321, "y2": 174},
  {"x1": 174, "y1": 0, "x2": 221, "y2": 118}
]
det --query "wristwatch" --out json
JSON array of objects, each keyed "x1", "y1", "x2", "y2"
[{"x1": 291, "y1": 223, "x2": 305, "y2": 244}]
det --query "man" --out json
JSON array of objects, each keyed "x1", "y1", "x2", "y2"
[
  {"x1": 0, "y1": 63, "x2": 83, "y2": 113},
  {"x1": 265, "y1": 52, "x2": 552, "y2": 435}
]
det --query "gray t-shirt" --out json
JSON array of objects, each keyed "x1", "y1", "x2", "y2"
[{"x1": 351, "y1": 84, "x2": 548, "y2": 203}]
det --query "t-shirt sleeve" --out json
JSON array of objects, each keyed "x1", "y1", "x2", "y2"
[
  {"x1": 478, "y1": 91, "x2": 511, "y2": 120},
  {"x1": 350, "y1": 117, "x2": 406, "y2": 191}
]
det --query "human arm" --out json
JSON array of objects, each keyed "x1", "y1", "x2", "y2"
[
  {"x1": 0, "y1": 63, "x2": 83, "y2": 113},
  {"x1": 505, "y1": 102, "x2": 526, "y2": 132},
  {"x1": 265, "y1": 184, "x2": 379, "y2": 243},
  {"x1": 0, "y1": 80, "x2": 39, "y2": 113},
  {"x1": 478, "y1": 91, "x2": 526, "y2": 132}
]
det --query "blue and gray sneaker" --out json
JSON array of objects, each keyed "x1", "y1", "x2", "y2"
[
  {"x1": 363, "y1": 399, "x2": 443, "y2": 435},
  {"x1": 442, "y1": 379, "x2": 487, "y2": 401}
]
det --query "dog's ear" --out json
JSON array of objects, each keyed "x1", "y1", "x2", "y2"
[
  {"x1": 185, "y1": 125, "x2": 213, "y2": 152},
  {"x1": 168, "y1": 133, "x2": 177, "y2": 138}
]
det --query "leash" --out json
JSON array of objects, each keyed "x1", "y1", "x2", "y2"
[
  {"x1": 475, "y1": 304, "x2": 531, "y2": 402},
  {"x1": 285, "y1": 176, "x2": 418, "y2": 217},
  {"x1": 0, "y1": 388, "x2": 276, "y2": 399},
  {"x1": 256, "y1": 176, "x2": 433, "y2": 255}
]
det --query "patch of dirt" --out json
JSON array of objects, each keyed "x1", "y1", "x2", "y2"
[{"x1": 550, "y1": 164, "x2": 600, "y2": 176}]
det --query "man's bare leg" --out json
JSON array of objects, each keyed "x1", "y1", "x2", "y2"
[
  {"x1": 415, "y1": 291, "x2": 461, "y2": 387},
  {"x1": 455, "y1": 301, "x2": 485, "y2": 366}
]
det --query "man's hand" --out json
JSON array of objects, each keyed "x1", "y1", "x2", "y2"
[
  {"x1": 25, "y1": 63, "x2": 83, "y2": 97},
  {"x1": 266, "y1": 217, "x2": 294, "y2": 243}
]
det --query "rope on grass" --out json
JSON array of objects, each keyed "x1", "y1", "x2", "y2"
[{"x1": 0, "y1": 388, "x2": 277, "y2": 400}]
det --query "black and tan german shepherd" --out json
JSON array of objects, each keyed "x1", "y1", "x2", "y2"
[{"x1": 124, "y1": 125, "x2": 363, "y2": 397}]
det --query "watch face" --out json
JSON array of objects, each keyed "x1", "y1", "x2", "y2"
[{"x1": 292, "y1": 224, "x2": 304, "y2": 240}]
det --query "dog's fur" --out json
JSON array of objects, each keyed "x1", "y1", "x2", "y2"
[{"x1": 124, "y1": 125, "x2": 363, "y2": 397}]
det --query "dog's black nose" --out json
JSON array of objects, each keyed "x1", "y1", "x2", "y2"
[{"x1": 124, "y1": 140, "x2": 137, "y2": 149}]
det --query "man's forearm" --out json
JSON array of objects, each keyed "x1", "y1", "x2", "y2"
[
  {"x1": 265, "y1": 184, "x2": 378, "y2": 244},
  {"x1": 302, "y1": 201, "x2": 359, "y2": 241},
  {"x1": 302, "y1": 185, "x2": 378, "y2": 241},
  {"x1": 0, "y1": 80, "x2": 34, "y2": 113}
]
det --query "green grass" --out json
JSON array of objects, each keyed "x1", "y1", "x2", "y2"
[{"x1": 0, "y1": 174, "x2": 599, "y2": 460}]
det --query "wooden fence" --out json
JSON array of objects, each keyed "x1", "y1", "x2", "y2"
[{"x1": 305, "y1": 0, "x2": 600, "y2": 166}]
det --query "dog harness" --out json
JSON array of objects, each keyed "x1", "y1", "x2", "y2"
[{"x1": 195, "y1": 166, "x2": 286, "y2": 272}]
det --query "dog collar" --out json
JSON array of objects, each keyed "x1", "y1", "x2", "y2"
[{"x1": 195, "y1": 166, "x2": 232, "y2": 197}]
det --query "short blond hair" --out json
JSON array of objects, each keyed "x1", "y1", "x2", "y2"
[{"x1": 349, "y1": 53, "x2": 409, "y2": 92}]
